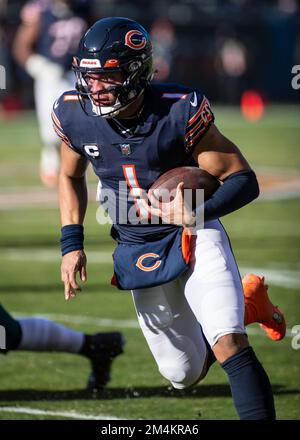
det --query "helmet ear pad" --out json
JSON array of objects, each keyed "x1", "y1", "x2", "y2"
[
  {"x1": 72, "y1": 17, "x2": 153, "y2": 118},
  {"x1": 119, "y1": 57, "x2": 153, "y2": 101}
]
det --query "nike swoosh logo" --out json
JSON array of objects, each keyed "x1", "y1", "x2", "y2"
[
  {"x1": 190, "y1": 92, "x2": 198, "y2": 107},
  {"x1": 54, "y1": 100, "x2": 59, "y2": 109}
]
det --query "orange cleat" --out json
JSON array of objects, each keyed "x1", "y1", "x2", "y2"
[{"x1": 243, "y1": 273, "x2": 286, "y2": 341}]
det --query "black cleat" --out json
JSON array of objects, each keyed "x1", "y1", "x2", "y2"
[{"x1": 81, "y1": 332, "x2": 125, "y2": 391}]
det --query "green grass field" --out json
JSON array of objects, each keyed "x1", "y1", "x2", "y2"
[{"x1": 0, "y1": 106, "x2": 299, "y2": 420}]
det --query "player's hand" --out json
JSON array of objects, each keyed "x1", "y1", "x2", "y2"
[
  {"x1": 61, "y1": 250, "x2": 87, "y2": 301},
  {"x1": 144, "y1": 182, "x2": 195, "y2": 226}
]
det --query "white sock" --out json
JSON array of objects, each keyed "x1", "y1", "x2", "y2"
[{"x1": 18, "y1": 318, "x2": 84, "y2": 353}]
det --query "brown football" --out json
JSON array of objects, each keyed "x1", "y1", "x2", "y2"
[{"x1": 149, "y1": 167, "x2": 220, "y2": 207}]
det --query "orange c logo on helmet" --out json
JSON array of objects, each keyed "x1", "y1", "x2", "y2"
[
  {"x1": 125, "y1": 30, "x2": 147, "y2": 50},
  {"x1": 136, "y1": 253, "x2": 161, "y2": 272}
]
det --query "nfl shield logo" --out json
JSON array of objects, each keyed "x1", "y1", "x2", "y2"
[{"x1": 120, "y1": 143, "x2": 131, "y2": 156}]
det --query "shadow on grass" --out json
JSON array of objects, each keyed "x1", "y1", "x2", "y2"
[{"x1": 0, "y1": 385, "x2": 298, "y2": 402}]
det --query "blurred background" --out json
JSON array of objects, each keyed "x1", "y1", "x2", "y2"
[
  {"x1": 1, "y1": 0, "x2": 300, "y2": 110},
  {"x1": 0, "y1": 0, "x2": 299, "y2": 421}
]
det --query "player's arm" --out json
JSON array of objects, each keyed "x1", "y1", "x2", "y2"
[
  {"x1": 192, "y1": 123, "x2": 259, "y2": 221},
  {"x1": 12, "y1": 6, "x2": 40, "y2": 66},
  {"x1": 60, "y1": 141, "x2": 89, "y2": 225},
  {"x1": 145, "y1": 123, "x2": 259, "y2": 226},
  {"x1": 192, "y1": 123, "x2": 251, "y2": 179},
  {"x1": 59, "y1": 141, "x2": 89, "y2": 301}
]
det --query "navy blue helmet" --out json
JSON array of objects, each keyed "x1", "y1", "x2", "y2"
[{"x1": 72, "y1": 17, "x2": 153, "y2": 117}]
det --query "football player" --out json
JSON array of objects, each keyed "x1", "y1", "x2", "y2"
[
  {"x1": 0, "y1": 304, "x2": 124, "y2": 390},
  {"x1": 12, "y1": 0, "x2": 89, "y2": 187},
  {"x1": 53, "y1": 18, "x2": 286, "y2": 419}
]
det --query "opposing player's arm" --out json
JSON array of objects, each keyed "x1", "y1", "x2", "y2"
[
  {"x1": 13, "y1": 3, "x2": 63, "y2": 79},
  {"x1": 192, "y1": 123, "x2": 251, "y2": 180},
  {"x1": 12, "y1": 5, "x2": 41, "y2": 66},
  {"x1": 59, "y1": 142, "x2": 89, "y2": 300}
]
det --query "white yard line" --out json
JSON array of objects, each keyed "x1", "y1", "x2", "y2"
[
  {"x1": 240, "y1": 267, "x2": 300, "y2": 289},
  {"x1": 13, "y1": 312, "x2": 140, "y2": 329},
  {"x1": 12, "y1": 311, "x2": 293, "y2": 338},
  {"x1": 255, "y1": 166, "x2": 300, "y2": 176},
  {"x1": 0, "y1": 186, "x2": 97, "y2": 210},
  {"x1": 224, "y1": 219, "x2": 300, "y2": 236},
  {"x1": 0, "y1": 406, "x2": 123, "y2": 420},
  {"x1": 254, "y1": 188, "x2": 300, "y2": 203},
  {"x1": 3, "y1": 248, "x2": 300, "y2": 290},
  {"x1": 4, "y1": 248, "x2": 112, "y2": 263},
  {"x1": 0, "y1": 164, "x2": 300, "y2": 210}
]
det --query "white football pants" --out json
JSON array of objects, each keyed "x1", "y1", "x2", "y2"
[{"x1": 132, "y1": 220, "x2": 246, "y2": 389}]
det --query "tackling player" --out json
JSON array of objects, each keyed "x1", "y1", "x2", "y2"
[
  {"x1": 0, "y1": 304, "x2": 124, "y2": 390},
  {"x1": 53, "y1": 18, "x2": 285, "y2": 419}
]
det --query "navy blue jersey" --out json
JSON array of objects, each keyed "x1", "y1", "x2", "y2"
[
  {"x1": 21, "y1": 0, "x2": 88, "y2": 69},
  {"x1": 52, "y1": 83, "x2": 214, "y2": 243}
]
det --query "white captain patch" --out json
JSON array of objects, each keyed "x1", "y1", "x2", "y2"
[{"x1": 83, "y1": 144, "x2": 101, "y2": 158}]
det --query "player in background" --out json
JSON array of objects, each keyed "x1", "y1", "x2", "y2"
[
  {"x1": 54, "y1": 18, "x2": 286, "y2": 419},
  {"x1": 0, "y1": 304, "x2": 124, "y2": 390},
  {"x1": 12, "y1": 0, "x2": 90, "y2": 187}
]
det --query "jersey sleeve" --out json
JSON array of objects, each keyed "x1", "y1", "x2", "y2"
[
  {"x1": 184, "y1": 90, "x2": 214, "y2": 154},
  {"x1": 51, "y1": 96, "x2": 83, "y2": 155}
]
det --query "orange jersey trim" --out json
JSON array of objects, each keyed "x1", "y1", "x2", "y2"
[
  {"x1": 63, "y1": 95, "x2": 79, "y2": 102},
  {"x1": 187, "y1": 96, "x2": 208, "y2": 127},
  {"x1": 181, "y1": 228, "x2": 192, "y2": 264},
  {"x1": 51, "y1": 110, "x2": 62, "y2": 129}
]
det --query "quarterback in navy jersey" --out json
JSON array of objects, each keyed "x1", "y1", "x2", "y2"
[
  {"x1": 53, "y1": 82, "x2": 212, "y2": 236},
  {"x1": 54, "y1": 17, "x2": 285, "y2": 419}
]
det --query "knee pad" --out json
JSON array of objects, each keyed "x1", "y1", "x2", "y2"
[{"x1": 158, "y1": 335, "x2": 206, "y2": 389}]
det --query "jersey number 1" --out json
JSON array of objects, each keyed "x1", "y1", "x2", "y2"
[{"x1": 122, "y1": 165, "x2": 149, "y2": 219}]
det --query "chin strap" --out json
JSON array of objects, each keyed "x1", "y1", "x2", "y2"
[
  {"x1": 91, "y1": 100, "x2": 120, "y2": 117},
  {"x1": 91, "y1": 89, "x2": 145, "y2": 119}
]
